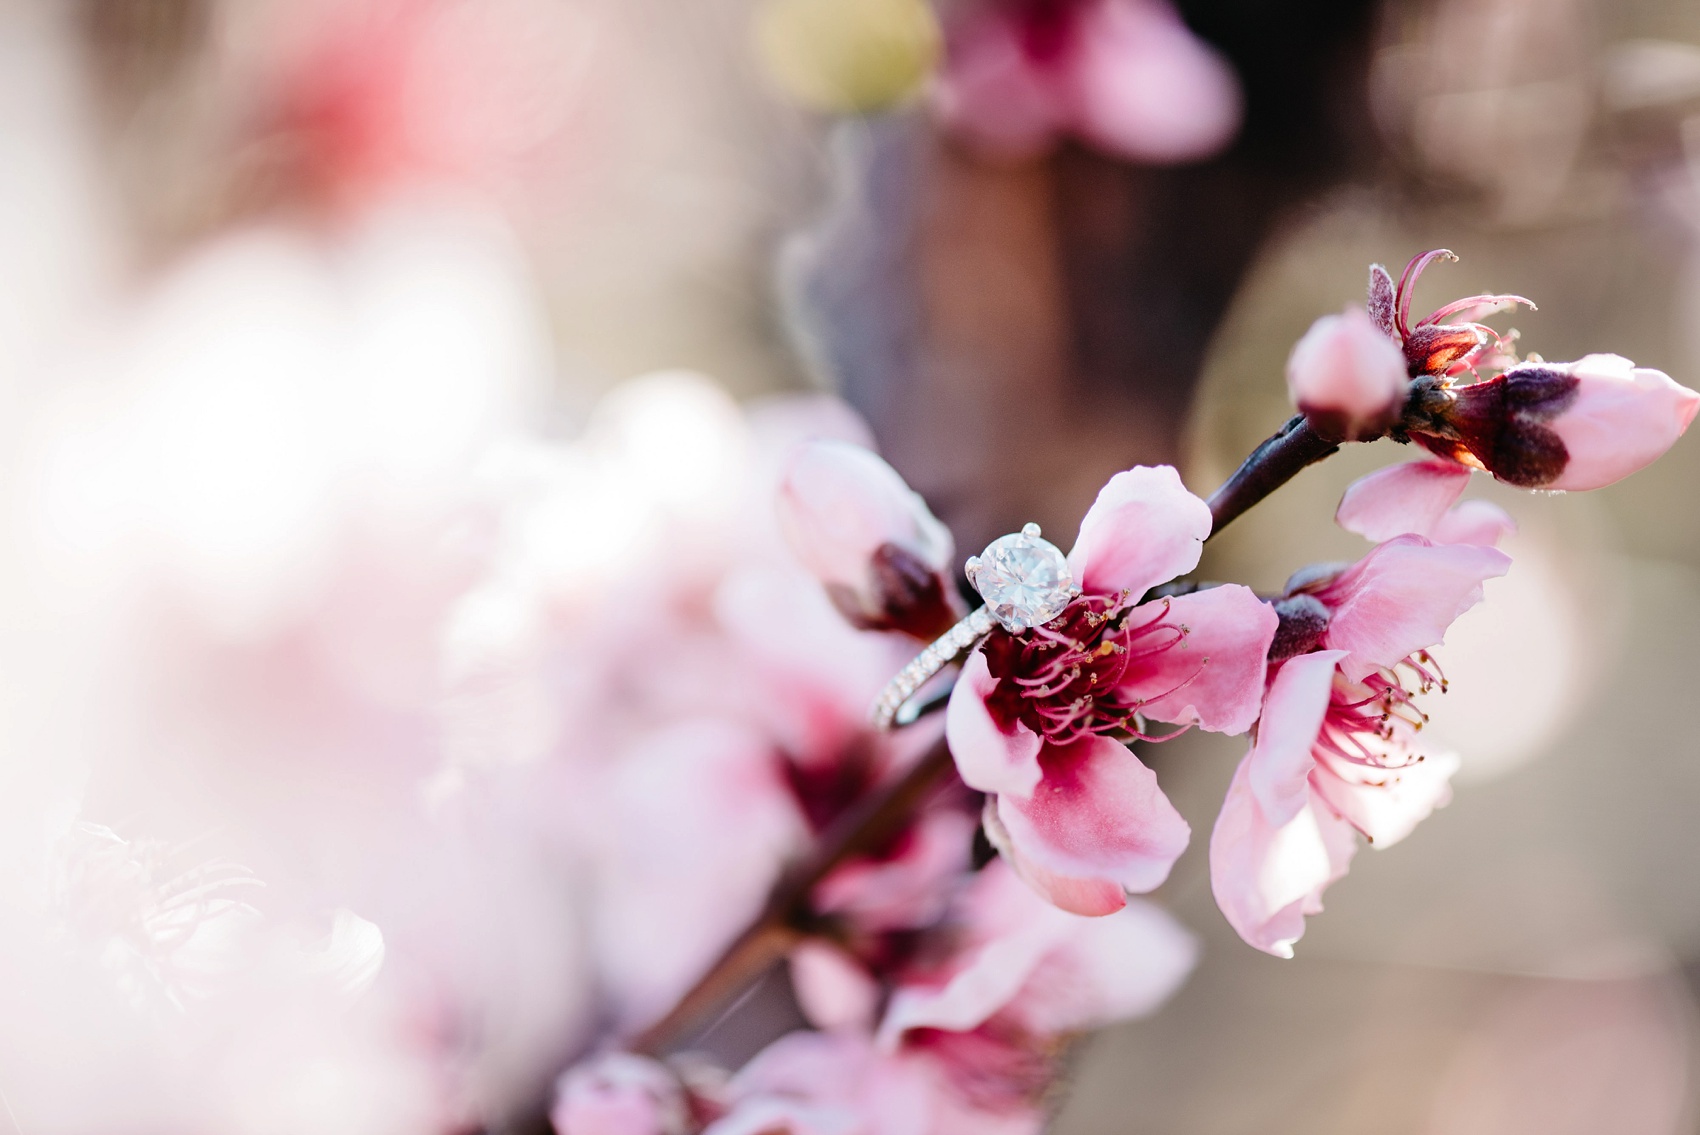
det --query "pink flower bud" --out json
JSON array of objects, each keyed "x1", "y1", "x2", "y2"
[
  {"x1": 1285, "y1": 307, "x2": 1408, "y2": 441},
  {"x1": 1540, "y1": 355, "x2": 1699, "y2": 490},
  {"x1": 776, "y1": 441, "x2": 961, "y2": 638},
  {"x1": 1412, "y1": 354, "x2": 1699, "y2": 490}
]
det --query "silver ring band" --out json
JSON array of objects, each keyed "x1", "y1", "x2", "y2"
[{"x1": 870, "y1": 606, "x2": 997, "y2": 730}]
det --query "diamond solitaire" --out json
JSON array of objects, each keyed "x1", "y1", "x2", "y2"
[
  {"x1": 870, "y1": 522, "x2": 1080, "y2": 729},
  {"x1": 966, "y1": 523, "x2": 1075, "y2": 632}
]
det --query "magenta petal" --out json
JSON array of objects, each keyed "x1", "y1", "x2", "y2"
[
  {"x1": 1118, "y1": 586, "x2": 1278, "y2": 735},
  {"x1": 1546, "y1": 355, "x2": 1700, "y2": 491},
  {"x1": 1335, "y1": 459, "x2": 1471, "y2": 543},
  {"x1": 994, "y1": 734, "x2": 1191, "y2": 906},
  {"x1": 1067, "y1": 465, "x2": 1211, "y2": 598},
  {"x1": 1247, "y1": 650, "x2": 1345, "y2": 827},
  {"x1": 946, "y1": 650, "x2": 1043, "y2": 799},
  {"x1": 1067, "y1": 0, "x2": 1241, "y2": 163},
  {"x1": 1318, "y1": 535, "x2": 1510, "y2": 680},
  {"x1": 1209, "y1": 759, "x2": 1358, "y2": 958}
]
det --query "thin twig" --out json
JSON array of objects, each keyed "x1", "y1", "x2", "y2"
[
  {"x1": 629, "y1": 739, "x2": 956, "y2": 1055},
  {"x1": 1204, "y1": 414, "x2": 1339, "y2": 537}
]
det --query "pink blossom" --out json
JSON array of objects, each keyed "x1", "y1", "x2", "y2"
[
  {"x1": 1335, "y1": 458, "x2": 1514, "y2": 547},
  {"x1": 1286, "y1": 307, "x2": 1409, "y2": 441},
  {"x1": 737, "y1": 861, "x2": 1195, "y2": 1135},
  {"x1": 935, "y1": 0, "x2": 1241, "y2": 164},
  {"x1": 1212, "y1": 529, "x2": 1508, "y2": 956},
  {"x1": 552, "y1": 1053, "x2": 692, "y2": 1135},
  {"x1": 1413, "y1": 354, "x2": 1700, "y2": 491},
  {"x1": 877, "y1": 860, "x2": 1196, "y2": 1043},
  {"x1": 778, "y1": 440, "x2": 963, "y2": 639},
  {"x1": 947, "y1": 466, "x2": 1277, "y2": 915}
]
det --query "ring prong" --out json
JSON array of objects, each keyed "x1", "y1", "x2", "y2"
[
  {"x1": 964, "y1": 556, "x2": 981, "y2": 582},
  {"x1": 1021, "y1": 522, "x2": 1041, "y2": 538}
]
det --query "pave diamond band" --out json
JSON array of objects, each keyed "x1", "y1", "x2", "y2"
[
  {"x1": 869, "y1": 606, "x2": 997, "y2": 730},
  {"x1": 869, "y1": 522, "x2": 1080, "y2": 731}
]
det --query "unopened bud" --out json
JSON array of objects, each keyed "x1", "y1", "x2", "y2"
[
  {"x1": 1286, "y1": 307, "x2": 1407, "y2": 442},
  {"x1": 1409, "y1": 354, "x2": 1699, "y2": 490}
]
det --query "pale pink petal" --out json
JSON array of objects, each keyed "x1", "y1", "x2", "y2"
[
  {"x1": 790, "y1": 940, "x2": 881, "y2": 1032},
  {"x1": 1544, "y1": 355, "x2": 1700, "y2": 491},
  {"x1": 994, "y1": 734, "x2": 1191, "y2": 907},
  {"x1": 1311, "y1": 740, "x2": 1460, "y2": 849},
  {"x1": 879, "y1": 860, "x2": 1196, "y2": 1044},
  {"x1": 1116, "y1": 585, "x2": 1278, "y2": 734},
  {"x1": 1247, "y1": 650, "x2": 1346, "y2": 827},
  {"x1": 934, "y1": 7, "x2": 1068, "y2": 159},
  {"x1": 1286, "y1": 308, "x2": 1408, "y2": 441},
  {"x1": 716, "y1": 1031, "x2": 936, "y2": 1135},
  {"x1": 1066, "y1": 465, "x2": 1210, "y2": 598},
  {"x1": 1335, "y1": 459, "x2": 1471, "y2": 543},
  {"x1": 1209, "y1": 759, "x2": 1358, "y2": 958},
  {"x1": 1317, "y1": 535, "x2": 1510, "y2": 681},
  {"x1": 1430, "y1": 497, "x2": 1515, "y2": 547},
  {"x1": 982, "y1": 799, "x2": 1129, "y2": 917},
  {"x1": 998, "y1": 895, "x2": 1197, "y2": 1035},
  {"x1": 1067, "y1": 0, "x2": 1241, "y2": 163},
  {"x1": 812, "y1": 809, "x2": 977, "y2": 932},
  {"x1": 552, "y1": 1053, "x2": 684, "y2": 1135},
  {"x1": 776, "y1": 440, "x2": 954, "y2": 616},
  {"x1": 946, "y1": 650, "x2": 1043, "y2": 799}
]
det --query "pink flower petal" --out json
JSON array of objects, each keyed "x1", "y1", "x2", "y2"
[
  {"x1": 982, "y1": 799, "x2": 1130, "y2": 917},
  {"x1": 993, "y1": 734, "x2": 1191, "y2": 907},
  {"x1": 1545, "y1": 354, "x2": 1700, "y2": 491},
  {"x1": 1286, "y1": 308, "x2": 1408, "y2": 441},
  {"x1": 1067, "y1": 0, "x2": 1241, "y2": 163},
  {"x1": 1335, "y1": 459, "x2": 1471, "y2": 543},
  {"x1": 1311, "y1": 738, "x2": 1460, "y2": 849},
  {"x1": 997, "y1": 893, "x2": 1197, "y2": 1036},
  {"x1": 1247, "y1": 650, "x2": 1346, "y2": 827},
  {"x1": 812, "y1": 809, "x2": 976, "y2": 932},
  {"x1": 1067, "y1": 465, "x2": 1210, "y2": 598},
  {"x1": 1317, "y1": 535, "x2": 1510, "y2": 681},
  {"x1": 1209, "y1": 759, "x2": 1358, "y2": 958},
  {"x1": 790, "y1": 940, "x2": 880, "y2": 1032},
  {"x1": 776, "y1": 440, "x2": 955, "y2": 623},
  {"x1": 552, "y1": 1053, "x2": 685, "y2": 1135},
  {"x1": 879, "y1": 860, "x2": 1196, "y2": 1045},
  {"x1": 946, "y1": 650, "x2": 1044, "y2": 799},
  {"x1": 1117, "y1": 585, "x2": 1278, "y2": 734},
  {"x1": 934, "y1": 6, "x2": 1069, "y2": 159}
]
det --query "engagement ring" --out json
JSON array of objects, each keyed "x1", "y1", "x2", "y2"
[{"x1": 870, "y1": 523, "x2": 1080, "y2": 729}]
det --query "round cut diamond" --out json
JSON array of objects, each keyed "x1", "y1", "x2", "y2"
[{"x1": 970, "y1": 530, "x2": 1075, "y2": 632}]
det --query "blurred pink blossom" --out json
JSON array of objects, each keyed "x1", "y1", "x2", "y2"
[
  {"x1": 935, "y1": 0, "x2": 1241, "y2": 164},
  {"x1": 778, "y1": 440, "x2": 963, "y2": 639},
  {"x1": 723, "y1": 860, "x2": 1195, "y2": 1135}
]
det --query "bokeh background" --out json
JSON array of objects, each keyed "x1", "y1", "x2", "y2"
[{"x1": 3, "y1": 0, "x2": 1700, "y2": 1132}]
